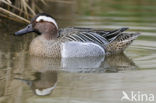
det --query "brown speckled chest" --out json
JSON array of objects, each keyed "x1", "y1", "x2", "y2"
[{"x1": 29, "y1": 36, "x2": 63, "y2": 57}]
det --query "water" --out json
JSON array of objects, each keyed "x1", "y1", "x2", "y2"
[{"x1": 0, "y1": 0, "x2": 156, "y2": 103}]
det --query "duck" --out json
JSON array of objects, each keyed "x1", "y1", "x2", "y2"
[{"x1": 15, "y1": 13, "x2": 140, "y2": 58}]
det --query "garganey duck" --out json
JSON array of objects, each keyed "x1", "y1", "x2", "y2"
[{"x1": 15, "y1": 13, "x2": 140, "y2": 58}]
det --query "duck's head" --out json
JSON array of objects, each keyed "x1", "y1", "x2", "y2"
[{"x1": 15, "y1": 13, "x2": 58, "y2": 39}]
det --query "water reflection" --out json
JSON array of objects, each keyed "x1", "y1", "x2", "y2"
[
  {"x1": 13, "y1": 53, "x2": 136, "y2": 96},
  {"x1": 15, "y1": 71, "x2": 57, "y2": 96},
  {"x1": 28, "y1": 53, "x2": 136, "y2": 73},
  {"x1": 62, "y1": 56, "x2": 105, "y2": 72}
]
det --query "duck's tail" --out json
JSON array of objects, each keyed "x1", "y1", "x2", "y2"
[{"x1": 106, "y1": 32, "x2": 140, "y2": 54}]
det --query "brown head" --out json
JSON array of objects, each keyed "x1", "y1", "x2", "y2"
[{"x1": 15, "y1": 13, "x2": 58, "y2": 40}]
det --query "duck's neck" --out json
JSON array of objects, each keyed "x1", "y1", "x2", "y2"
[
  {"x1": 42, "y1": 28, "x2": 58, "y2": 40},
  {"x1": 38, "y1": 22, "x2": 58, "y2": 40},
  {"x1": 43, "y1": 32, "x2": 58, "y2": 40}
]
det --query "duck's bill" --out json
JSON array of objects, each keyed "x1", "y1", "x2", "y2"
[{"x1": 15, "y1": 24, "x2": 34, "y2": 35}]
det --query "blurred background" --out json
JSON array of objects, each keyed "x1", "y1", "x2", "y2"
[{"x1": 0, "y1": 0, "x2": 156, "y2": 103}]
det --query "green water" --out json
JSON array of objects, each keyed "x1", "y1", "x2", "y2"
[{"x1": 0, "y1": 0, "x2": 156, "y2": 103}]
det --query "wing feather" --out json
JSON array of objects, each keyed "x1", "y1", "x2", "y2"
[{"x1": 59, "y1": 27, "x2": 129, "y2": 45}]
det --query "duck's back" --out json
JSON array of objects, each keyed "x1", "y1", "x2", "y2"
[{"x1": 59, "y1": 27, "x2": 140, "y2": 54}]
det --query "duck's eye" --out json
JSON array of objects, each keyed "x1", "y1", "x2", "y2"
[{"x1": 39, "y1": 19, "x2": 44, "y2": 22}]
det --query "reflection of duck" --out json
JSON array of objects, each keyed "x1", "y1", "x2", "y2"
[
  {"x1": 62, "y1": 56, "x2": 105, "y2": 69},
  {"x1": 103, "y1": 53, "x2": 137, "y2": 72},
  {"x1": 29, "y1": 56, "x2": 61, "y2": 72},
  {"x1": 15, "y1": 53, "x2": 137, "y2": 96},
  {"x1": 15, "y1": 71, "x2": 57, "y2": 96},
  {"x1": 28, "y1": 53, "x2": 136, "y2": 73},
  {"x1": 15, "y1": 13, "x2": 140, "y2": 58}
]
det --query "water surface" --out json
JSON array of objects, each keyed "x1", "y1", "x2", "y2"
[{"x1": 0, "y1": 0, "x2": 156, "y2": 103}]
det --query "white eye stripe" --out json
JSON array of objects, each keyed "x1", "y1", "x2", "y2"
[{"x1": 36, "y1": 16, "x2": 58, "y2": 29}]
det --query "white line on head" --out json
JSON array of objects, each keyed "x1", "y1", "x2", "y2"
[{"x1": 36, "y1": 16, "x2": 58, "y2": 29}]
